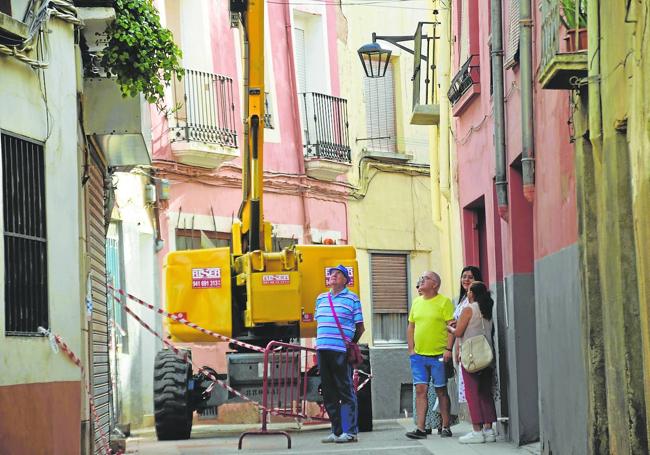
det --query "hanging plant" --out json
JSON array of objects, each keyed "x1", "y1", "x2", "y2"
[{"x1": 101, "y1": 0, "x2": 184, "y2": 112}]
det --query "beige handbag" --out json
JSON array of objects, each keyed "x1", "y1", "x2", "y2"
[{"x1": 461, "y1": 316, "x2": 493, "y2": 373}]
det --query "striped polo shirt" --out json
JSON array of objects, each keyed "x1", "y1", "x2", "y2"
[{"x1": 315, "y1": 288, "x2": 363, "y2": 352}]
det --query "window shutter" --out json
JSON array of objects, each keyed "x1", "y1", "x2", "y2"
[
  {"x1": 294, "y1": 27, "x2": 306, "y2": 93},
  {"x1": 504, "y1": 0, "x2": 521, "y2": 68},
  {"x1": 363, "y1": 63, "x2": 397, "y2": 153},
  {"x1": 371, "y1": 253, "x2": 408, "y2": 313}
]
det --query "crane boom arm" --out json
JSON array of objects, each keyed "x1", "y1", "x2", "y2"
[{"x1": 236, "y1": 0, "x2": 266, "y2": 253}]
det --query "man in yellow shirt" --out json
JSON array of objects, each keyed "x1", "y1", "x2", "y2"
[{"x1": 405, "y1": 271, "x2": 455, "y2": 439}]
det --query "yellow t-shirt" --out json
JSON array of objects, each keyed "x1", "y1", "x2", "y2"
[{"x1": 408, "y1": 294, "x2": 455, "y2": 356}]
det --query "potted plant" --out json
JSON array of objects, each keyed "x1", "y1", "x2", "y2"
[{"x1": 559, "y1": 0, "x2": 587, "y2": 52}]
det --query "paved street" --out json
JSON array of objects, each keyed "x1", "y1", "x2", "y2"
[{"x1": 125, "y1": 419, "x2": 541, "y2": 455}]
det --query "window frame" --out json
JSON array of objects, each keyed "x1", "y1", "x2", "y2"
[
  {"x1": 369, "y1": 250, "x2": 411, "y2": 345},
  {"x1": 2, "y1": 131, "x2": 49, "y2": 336}
]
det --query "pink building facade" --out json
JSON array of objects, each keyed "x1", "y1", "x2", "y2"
[
  {"x1": 151, "y1": 1, "x2": 352, "y2": 379},
  {"x1": 450, "y1": 0, "x2": 586, "y2": 451}
]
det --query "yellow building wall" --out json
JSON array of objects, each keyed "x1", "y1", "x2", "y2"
[
  {"x1": 628, "y1": 2, "x2": 650, "y2": 445},
  {"x1": 334, "y1": 0, "x2": 463, "y2": 345}
]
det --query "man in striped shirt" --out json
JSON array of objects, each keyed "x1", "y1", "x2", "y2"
[{"x1": 315, "y1": 265, "x2": 365, "y2": 444}]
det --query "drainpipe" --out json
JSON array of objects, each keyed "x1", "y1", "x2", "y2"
[
  {"x1": 283, "y1": 3, "x2": 313, "y2": 244},
  {"x1": 588, "y1": 0, "x2": 602, "y2": 151},
  {"x1": 520, "y1": 0, "x2": 535, "y2": 202},
  {"x1": 491, "y1": 0, "x2": 508, "y2": 219},
  {"x1": 438, "y1": 3, "x2": 452, "y2": 203}
]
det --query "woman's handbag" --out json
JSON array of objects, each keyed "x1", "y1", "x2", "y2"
[
  {"x1": 461, "y1": 316, "x2": 493, "y2": 373},
  {"x1": 328, "y1": 293, "x2": 363, "y2": 368}
]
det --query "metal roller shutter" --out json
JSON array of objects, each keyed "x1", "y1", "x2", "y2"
[
  {"x1": 371, "y1": 253, "x2": 408, "y2": 314},
  {"x1": 85, "y1": 150, "x2": 111, "y2": 454}
]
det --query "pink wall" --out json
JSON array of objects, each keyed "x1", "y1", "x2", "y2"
[
  {"x1": 152, "y1": 0, "x2": 349, "y2": 245},
  {"x1": 453, "y1": 0, "x2": 578, "y2": 282}
]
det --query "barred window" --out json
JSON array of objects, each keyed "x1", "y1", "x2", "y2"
[{"x1": 2, "y1": 132, "x2": 48, "y2": 335}]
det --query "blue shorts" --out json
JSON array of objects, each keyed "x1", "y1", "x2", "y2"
[{"x1": 410, "y1": 353, "x2": 447, "y2": 388}]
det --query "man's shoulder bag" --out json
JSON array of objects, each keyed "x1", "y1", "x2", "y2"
[
  {"x1": 460, "y1": 316, "x2": 493, "y2": 373},
  {"x1": 328, "y1": 293, "x2": 363, "y2": 368}
]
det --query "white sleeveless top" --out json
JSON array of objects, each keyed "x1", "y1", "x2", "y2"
[{"x1": 459, "y1": 302, "x2": 493, "y2": 349}]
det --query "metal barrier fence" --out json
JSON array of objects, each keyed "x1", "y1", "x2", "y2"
[{"x1": 239, "y1": 341, "x2": 324, "y2": 449}]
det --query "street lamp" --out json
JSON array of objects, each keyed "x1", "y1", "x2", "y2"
[
  {"x1": 357, "y1": 19, "x2": 438, "y2": 79},
  {"x1": 357, "y1": 39, "x2": 392, "y2": 78}
]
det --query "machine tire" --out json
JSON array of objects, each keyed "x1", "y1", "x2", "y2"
[
  {"x1": 357, "y1": 344, "x2": 373, "y2": 432},
  {"x1": 153, "y1": 349, "x2": 193, "y2": 440}
]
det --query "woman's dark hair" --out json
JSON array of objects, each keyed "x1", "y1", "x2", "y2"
[
  {"x1": 469, "y1": 281, "x2": 493, "y2": 321},
  {"x1": 458, "y1": 266, "x2": 482, "y2": 302}
]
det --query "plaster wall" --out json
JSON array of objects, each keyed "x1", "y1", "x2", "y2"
[
  {"x1": 534, "y1": 244, "x2": 588, "y2": 454},
  {"x1": 627, "y1": 3, "x2": 650, "y2": 444},
  {"x1": 112, "y1": 173, "x2": 160, "y2": 428},
  {"x1": 0, "y1": 17, "x2": 83, "y2": 454},
  {"x1": 0, "y1": 19, "x2": 82, "y2": 386}
]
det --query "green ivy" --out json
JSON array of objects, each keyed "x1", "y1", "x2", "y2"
[{"x1": 101, "y1": 0, "x2": 184, "y2": 112}]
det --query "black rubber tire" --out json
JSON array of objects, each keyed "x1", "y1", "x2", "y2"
[
  {"x1": 357, "y1": 344, "x2": 373, "y2": 432},
  {"x1": 153, "y1": 349, "x2": 193, "y2": 440}
]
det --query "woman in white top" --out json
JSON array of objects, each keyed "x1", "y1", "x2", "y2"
[
  {"x1": 452, "y1": 266, "x2": 482, "y2": 404},
  {"x1": 447, "y1": 281, "x2": 497, "y2": 444}
]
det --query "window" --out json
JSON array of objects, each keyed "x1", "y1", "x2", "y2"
[
  {"x1": 175, "y1": 229, "x2": 231, "y2": 250},
  {"x1": 272, "y1": 236, "x2": 296, "y2": 252},
  {"x1": 371, "y1": 253, "x2": 408, "y2": 343},
  {"x1": 363, "y1": 61, "x2": 397, "y2": 153},
  {"x1": 2, "y1": 133, "x2": 48, "y2": 335},
  {"x1": 504, "y1": 0, "x2": 521, "y2": 68},
  {"x1": 0, "y1": 0, "x2": 11, "y2": 16},
  {"x1": 463, "y1": 197, "x2": 489, "y2": 282},
  {"x1": 455, "y1": 0, "x2": 480, "y2": 67}
]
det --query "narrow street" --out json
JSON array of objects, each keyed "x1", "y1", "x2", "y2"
[{"x1": 125, "y1": 420, "x2": 541, "y2": 455}]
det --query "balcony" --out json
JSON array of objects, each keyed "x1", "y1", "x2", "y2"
[
  {"x1": 299, "y1": 92, "x2": 352, "y2": 181},
  {"x1": 410, "y1": 22, "x2": 440, "y2": 126},
  {"x1": 448, "y1": 54, "x2": 480, "y2": 117},
  {"x1": 539, "y1": 0, "x2": 587, "y2": 90},
  {"x1": 169, "y1": 69, "x2": 238, "y2": 168}
]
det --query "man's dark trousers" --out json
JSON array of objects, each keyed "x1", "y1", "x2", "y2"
[{"x1": 318, "y1": 349, "x2": 358, "y2": 435}]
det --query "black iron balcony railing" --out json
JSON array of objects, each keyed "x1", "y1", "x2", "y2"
[
  {"x1": 447, "y1": 55, "x2": 479, "y2": 105},
  {"x1": 264, "y1": 92, "x2": 274, "y2": 130},
  {"x1": 299, "y1": 92, "x2": 351, "y2": 163},
  {"x1": 170, "y1": 69, "x2": 237, "y2": 148},
  {"x1": 411, "y1": 21, "x2": 439, "y2": 109}
]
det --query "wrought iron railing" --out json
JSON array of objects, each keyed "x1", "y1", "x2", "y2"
[
  {"x1": 541, "y1": 0, "x2": 587, "y2": 71},
  {"x1": 411, "y1": 21, "x2": 439, "y2": 109},
  {"x1": 299, "y1": 92, "x2": 351, "y2": 163},
  {"x1": 264, "y1": 92, "x2": 274, "y2": 130},
  {"x1": 170, "y1": 69, "x2": 238, "y2": 148},
  {"x1": 447, "y1": 55, "x2": 479, "y2": 105}
]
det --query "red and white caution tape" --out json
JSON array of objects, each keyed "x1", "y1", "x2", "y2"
[
  {"x1": 38, "y1": 327, "x2": 114, "y2": 455},
  {"x1": 110, "y1": 286, "x2": 372, "y2": 398},
  {"x1": 108, "y1": 285, "x2": 264, "y2": 353},
  {"x1": 117, "y1": 299, "x2": 262, "y2": 409}
]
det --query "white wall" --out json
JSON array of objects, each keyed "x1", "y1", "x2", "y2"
[
  {"x1": 0, "y1": 18, "x2": 82, "y2": 385},
  {"x1": 112, "y1": 172, "x2": 160, "y2": 427}
]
